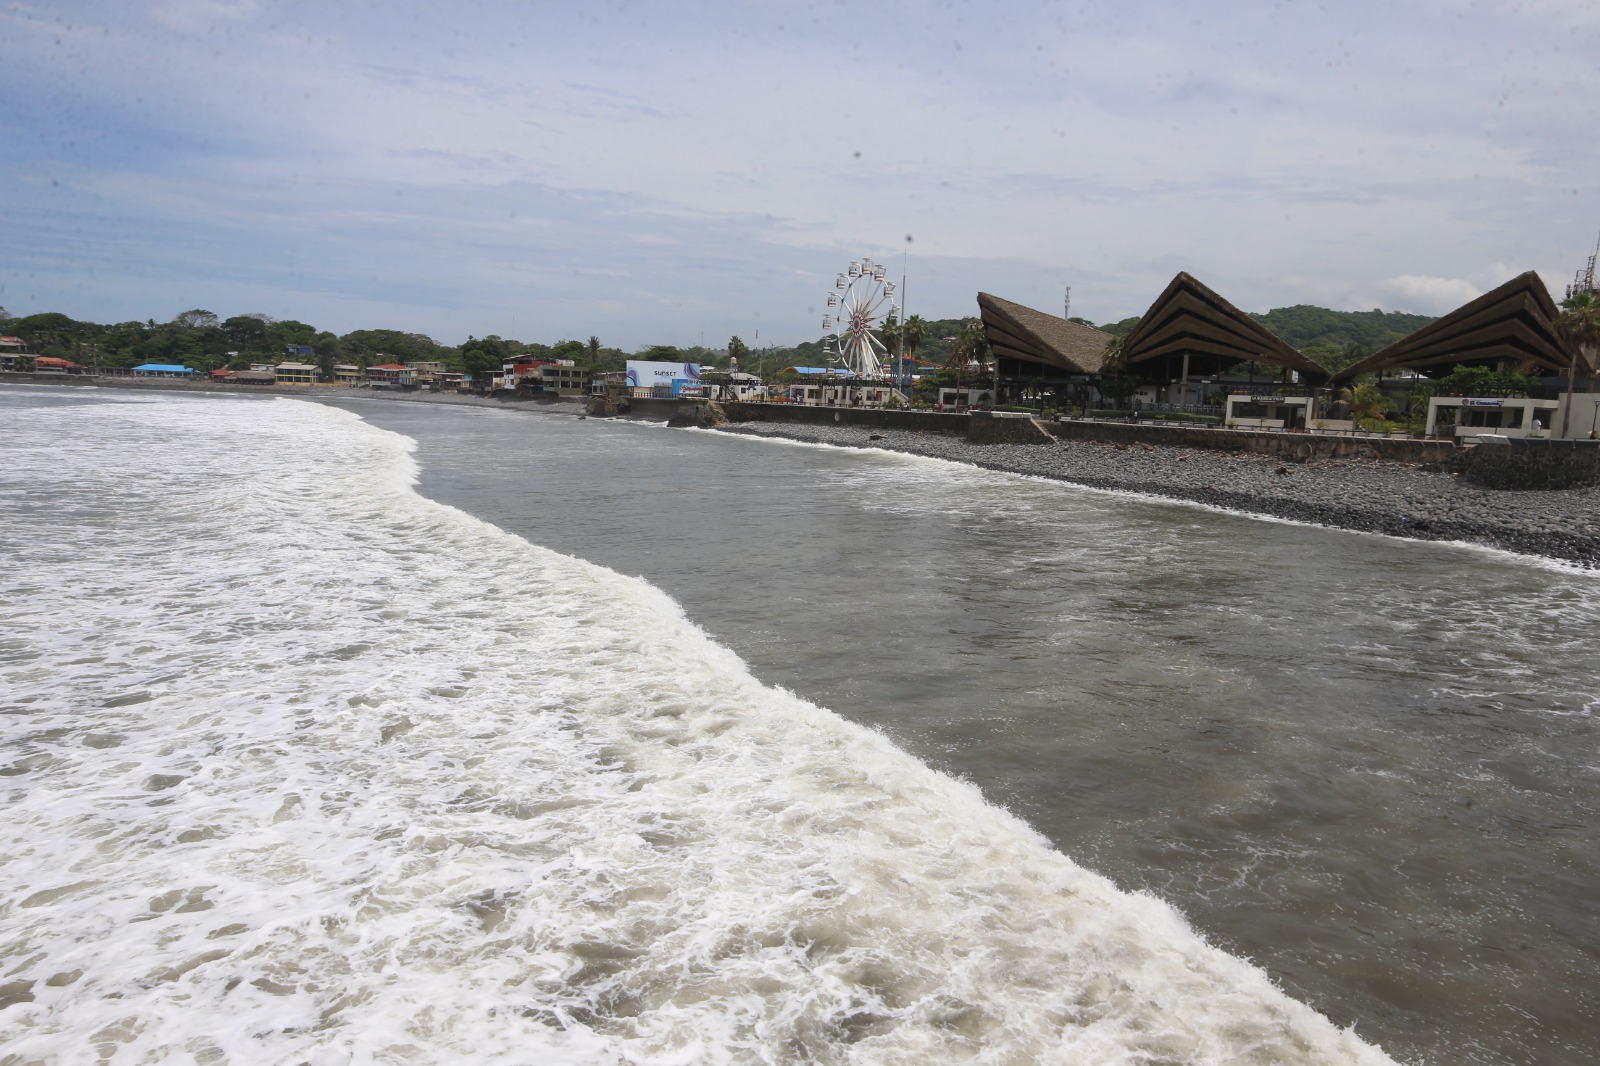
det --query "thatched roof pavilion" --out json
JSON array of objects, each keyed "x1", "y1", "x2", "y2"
[
  {"x1": 1331, "y1": 271, "x2": 1582, "y2": 382},
  {"x1": 977, "y1": 292, "x2": 1110, "y2": 376},
  {"x1": 1120, "y1": 272, "x2": 1330, "y2": 383}
]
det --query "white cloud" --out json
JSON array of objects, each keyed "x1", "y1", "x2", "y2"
[
  {"x1": 1371, "y1": 275, "x2": 1484, "y2": 315},
  {"x1": 1, "y1": 0, "x2": 1596, "y2": 342}
]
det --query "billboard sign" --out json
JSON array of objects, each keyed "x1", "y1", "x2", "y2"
[{"x1": 625, "y1": 361, "x2": 701, "y2": 389}]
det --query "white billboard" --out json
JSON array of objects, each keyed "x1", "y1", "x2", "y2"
[{"x1": 625, "y1": 361, "x2": 701, "y2": 390}]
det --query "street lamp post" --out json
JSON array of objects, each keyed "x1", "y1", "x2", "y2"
[{"x1": 1590, "y1": 399, "x2": 1599, "y2": 439}]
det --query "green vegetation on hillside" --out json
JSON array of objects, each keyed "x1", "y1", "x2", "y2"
[
  {"x1": 0, "y1": 300, "x2": 1441, "y2": 380},
  {"x1": 1249, "y1": 305, "x2": 1434, "y2": 352}
]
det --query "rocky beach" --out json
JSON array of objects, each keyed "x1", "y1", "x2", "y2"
[{"x1": 712, "y1": 420, "x2": 1600, "y2": 568}]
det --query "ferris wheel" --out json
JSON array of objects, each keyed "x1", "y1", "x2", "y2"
[{"x1": 821, "y1": 256, "x2": 897, "y2": 377}]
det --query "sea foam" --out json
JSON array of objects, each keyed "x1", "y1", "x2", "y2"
[{"x1": 0, "y1": 395, "x2": 1393, "y2": 1064}]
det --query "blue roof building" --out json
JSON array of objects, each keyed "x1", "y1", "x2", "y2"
[{"x1": 131, "y1": 364, "x2": 197, "y2": 376}]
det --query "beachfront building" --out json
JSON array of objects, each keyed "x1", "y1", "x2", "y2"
[
  {"x1": 937, "y1": 386, "x2": 993, "y2": 411},
  {"x1": 273, "y1": 362, "x2": 318, "y2": 384},
  {"x1": 977, "y1": 293, "x2": 1110, "y2": 410},
  {"x1": 132, "y1": 363, "x2": 198, "y2": 379},
  {"x1": 367, "y1": 363, "x2": 414, "y2": 387},
  {"x1": 406, "y1": 360, "x2": 447, "y2": 385},
  {"x1": 782, "y1": 371, "x2": 899, "y2": 406},
  {"x1": 1118, "y1": 273, "x2": 1330, "y2": 413},
  {"x1": 1224, "y1": 392, "x2": 1316, "y2": 430},
  {"x1": 33, "y1": 356, "x2": 85, "y2": 375},
  {"x1": 1332, "y1": 271, "x2": 1592, "y2": 437},
  {"x1": 1, "y1": 337, "x2": 35, "y2": 373},
  {"x1": 540, "y1": 361, "x2": 587, "y2": 397},
  {"x1": 702, "y1": 371, "x2": 765, "y2": 401},
  {"x1": 332, "y1": 364, "x2": 366, "y2": 386},
  {"x1": 1425, "y1": 395, "x2": 1561, "y2": 439},
  {"x1": 504, "y1": 360, "x2": 541, "y2": 393}
]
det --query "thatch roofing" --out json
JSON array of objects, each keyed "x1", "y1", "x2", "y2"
[
  {"x1": 977, "y1": 292, "x2": 1110, "y2": 375},
  {"x1": 1121, "y1": 272, "x2": 1330, "y2": 380},
  {"x1": 1331, "y1": 271, "x2": 1580, "y2": 382}
]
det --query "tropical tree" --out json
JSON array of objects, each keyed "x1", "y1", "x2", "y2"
[
  {"x1": 727, "y1": 334, "x2": 749, "y2": 370},
  {"x1": 879, "y1": 314, "x2": 901, "y2": 361},
  {"x1": 1556, "y1": 291, "x2": 1600, "y2": 435},
  {"x1": 222, "y1": 315, "x2": 270, "y2": 358},
  {"x1": 902, "y1": 315, "x2": 927, "y2": 366},
  {"x1": 944, "y1": 319, "x2": 990, "y2": 407},
  {"x1": 312, "y1": 331, "x2": 341, "y2": 381},
  {"x1": 1097, "y1": 332, "x2": 1137, "y2": 410},
  {"x1": 173, "y1": 309, "x2": 220, "y2": 331},
  {"x1": 586, "y1": 335, "x2": 601, "y2": 369},
  {"x1": 1350, "y1": 381, "x2": 1395, "y2": 428},
  {"x1": 1558, "y1": 291, "x2": 1600, "y2": 380}
]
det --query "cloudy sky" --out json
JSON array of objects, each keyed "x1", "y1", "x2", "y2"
[{"x1": 2, "y1": 0, "x2": 1596, "y2": 348}]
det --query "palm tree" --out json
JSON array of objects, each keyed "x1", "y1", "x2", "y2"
[
  {"x1": 1557, "y1": 292, "x2": 1600, "y2": 435},
  {"x1": 586, "y1": 335, "x2": 601, "y2": 370},
  {"x1": 1098, "y1": 333, "x2": 1133, "y2": 411},
  {"x1": 944, "y1": 320, "x2": 989, "y2": 409},
  {"x1": 903, "y1": 315, "x2": 927, "y2": 365},
  {"x1": 879, "y1": 315, "x2": 901, "y2": 364}
]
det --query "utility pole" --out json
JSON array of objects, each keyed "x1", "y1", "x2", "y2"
[{"x1": 899, "y1": 235, "x2": 911, "y2": 396}]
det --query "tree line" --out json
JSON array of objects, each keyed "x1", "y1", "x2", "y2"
[
  {"x1": 0, "y1": 307, "x2": 740, "y2": 381},
  {"x1": 0, "y1": 299, "x2": 1459, "y2": 382}
]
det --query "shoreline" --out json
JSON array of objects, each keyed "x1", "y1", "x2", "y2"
[
  {"x1": 11, "y1": 380, "x2": 1596, "y2": 567},
  {"x1": 709, "y1": 421, "x2": 1600, "y2": 568}
]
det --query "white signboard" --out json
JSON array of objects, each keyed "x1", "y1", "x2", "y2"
[{"x1": 625, "y1": 360, "x2": 701, "y2": 389}]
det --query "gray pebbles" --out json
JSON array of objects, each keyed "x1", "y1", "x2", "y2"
[{"x1": 713, "y1": 421, "x2": 1600, "y2": 567}]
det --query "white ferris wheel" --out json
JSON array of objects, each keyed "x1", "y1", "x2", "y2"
[{"x1": 821, "y1": 256, "x2": 897, "y2": 377}]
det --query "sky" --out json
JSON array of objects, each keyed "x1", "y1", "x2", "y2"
[{"x1": 1, "y1": 0, "x2": 1596, "y2": 348}]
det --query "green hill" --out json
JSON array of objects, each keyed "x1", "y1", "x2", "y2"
[{"x1": 1249, "y1": 305, "x2": 1434, "y2": 351}]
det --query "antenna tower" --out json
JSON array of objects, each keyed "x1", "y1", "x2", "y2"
[
  {"x1": 1064, "y1": 285, "x2": 1072, "y2": 320},
  {"x1": 1568, "y1": 229, "x2": 1600, "y2": 299}
]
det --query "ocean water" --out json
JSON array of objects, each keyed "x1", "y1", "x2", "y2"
[
  {"x1": 3, "y1": 389, "x2": 1597, "y2": 1064},
  {"x1": 0, "y1": 390, "x2": 1393, "y2": 1065}
]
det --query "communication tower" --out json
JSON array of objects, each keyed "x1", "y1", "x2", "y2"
[
  {"x1": 1064, "y1": 285, "x2": 1072, "y2": 320},
  {"x1": 1568, "y1": 229, "x2": 1599, "y2": 299}
]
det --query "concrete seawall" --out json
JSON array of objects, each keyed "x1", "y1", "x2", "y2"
[
  {"x1": 720, "y1": 401, "x2": 967, "y2": 435},
  {"x1": 1450, "y1": 438, "x2": 1600, "y2": 489},
  {"x1": 1041, "y1": 418, "x2": 1459, "y2": 463},
  {"x1": 717, "y1": 401, "x2": 1459, "y2": 462}
]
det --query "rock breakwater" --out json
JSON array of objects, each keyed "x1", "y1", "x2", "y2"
[{"x1": 713, "y1": 422, "x2": 1600, "y2": 567}]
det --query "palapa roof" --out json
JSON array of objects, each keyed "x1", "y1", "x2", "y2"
[
  {"x1": 1331, "y1": 271, "x2": 1581, "y2": 382},
  {"x1": 1121, "y1": 272, "x2": 1330, "y2": 380},
  {"x1": 977, "y1": 292, "x2": 1110, "y2": 375}
]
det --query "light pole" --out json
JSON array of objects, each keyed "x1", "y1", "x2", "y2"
[
  {"x1": 899, "y1": 235, "x2": 911, "y2": 398},
  {"x1": 1590, "y1": 399, "x2": 1599, "y2": 438}
]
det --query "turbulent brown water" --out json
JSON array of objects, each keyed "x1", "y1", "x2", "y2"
[
  {"x1": 4, "y1": 387, "x2": 1597, "y2": 1064},
  {"x1": 355, "y1": 397, "x2": 1600, "y2": 1066}
]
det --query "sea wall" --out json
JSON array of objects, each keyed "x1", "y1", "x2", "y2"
[
  {"x1": 966, "y1": 412, "x2": 1056, "y2": 445},
  {"x1": 1450, "y1": 438, "x2": 1600, "y2": 489},
  {"x1": 1043, "y1": 418, "x2": 1459, "y2": 463},
  {"x1": 720, "y1": 402, "x2": 967, "y2": 435},
  {"x1": 717, "y1": 401, "x2": 1458, "y2": 462}
]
